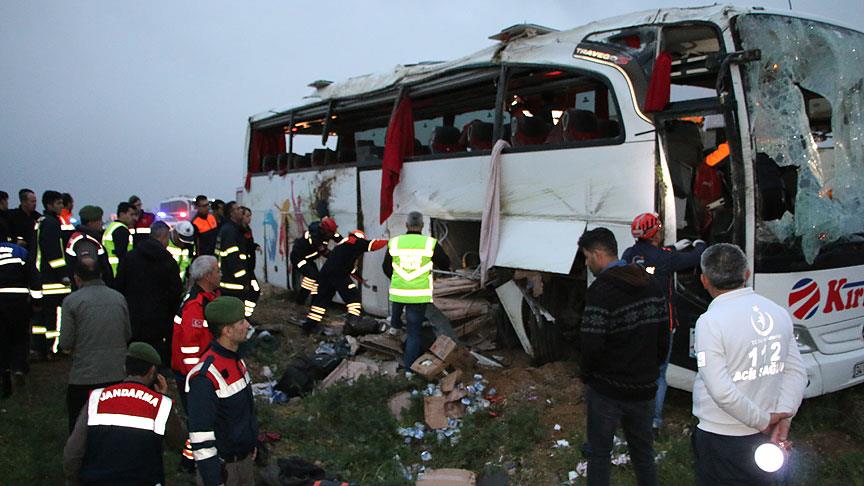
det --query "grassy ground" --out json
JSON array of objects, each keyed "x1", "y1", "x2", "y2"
[{"x1": 2, "y1": 293, "x2": 864, "y2": 485}]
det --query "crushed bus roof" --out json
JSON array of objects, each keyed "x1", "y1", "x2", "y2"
[{"x1": 249, "y1": 4, "x2": 857, "y2": 127}]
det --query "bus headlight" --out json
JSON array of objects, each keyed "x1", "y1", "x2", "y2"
[{"x1": 793, "y1": 325, "x2": 816, "y2": 354}]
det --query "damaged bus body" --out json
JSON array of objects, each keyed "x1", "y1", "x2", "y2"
[{"x1": 242, "y1": 5, "x2": 864, "y2": 398}]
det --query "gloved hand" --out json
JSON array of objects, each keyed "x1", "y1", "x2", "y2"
[
  {"x1": 673, "y1": 239, "x2": 692, "y2": 251},
  {"x1": 693, "y1": 239, "x2": 706, "y2": 247}
]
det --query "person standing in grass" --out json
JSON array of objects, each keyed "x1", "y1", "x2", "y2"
[
  {"x1": 578, "y1": 227, "x2": 668, "y2": 486},
  {"x1": 692, "y1": 243, "x2": 806, "y2": 484}
]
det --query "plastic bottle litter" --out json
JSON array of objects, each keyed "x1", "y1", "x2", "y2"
[
  {"x1": 420, "y1": 451, "x2": 432, "y2": 462},
  {"x1": 554, "y1": 423, "x2": 562, "y2": 431}
]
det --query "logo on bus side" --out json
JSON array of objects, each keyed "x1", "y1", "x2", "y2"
[{"x1": 788, "y1": 277, "x2": 864, "y2": 320}]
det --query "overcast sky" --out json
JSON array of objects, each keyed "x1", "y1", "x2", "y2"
[{"x1": 2, "y1": 0, "x2": 862, "y2": 216}]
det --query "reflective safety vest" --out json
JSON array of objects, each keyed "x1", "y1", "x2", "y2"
[
  {"x1": 80, "y1": 381, "x2": 172, "y2": 484},
  {"x1": 387, "y1": 234, "x2": 437, "y2": 304},
  {"x1": 167, "y1": 239, "x2": 192, "y2": 282},
  {"x1": 102, "y1": 221, "x2": 132, "y2": 276}
]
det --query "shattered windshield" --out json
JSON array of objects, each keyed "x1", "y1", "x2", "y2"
[{"x1": 737, "y1": 14, "x2": 864, "y2": 269}]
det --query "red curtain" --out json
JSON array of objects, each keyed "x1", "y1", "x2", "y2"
[
  {"x1": 380, "y1": 96, "x2": 415, "y2": 223},
  {"x1": 643, "y1": 52, "x2": 672, "y2": 113},
  {"x1": 246, "y1": 127, "x2": 286, "y2": 190}
]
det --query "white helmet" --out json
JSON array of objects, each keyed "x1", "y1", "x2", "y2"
[{"x1": 174, "y1": 220, "x2": 195, "y2": 244}]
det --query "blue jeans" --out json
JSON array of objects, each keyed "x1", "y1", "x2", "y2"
[
  {"x1": 654, "y1": 329, "x2": 675, "y2": 429},
  {"x1": 390, "y1": 302, "x2": 427, "y2": 369},
  {"x1": 584, "y1": 386, "x2": 657, "y2": 486}
]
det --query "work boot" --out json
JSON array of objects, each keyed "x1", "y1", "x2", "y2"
[{"x1": 302, "y1": 320, "x2": 322, "y2": 336}]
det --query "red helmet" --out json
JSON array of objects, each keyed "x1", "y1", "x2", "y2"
[
  {"x1": 631, "y1": 213, "x2": 661, "y2": 240},
  {"x1": 319, "y1": 216, "x2": 338, "y2": 235},
  {"x1": 348, "y1": 229, "x2": 367, "y2": 240}
]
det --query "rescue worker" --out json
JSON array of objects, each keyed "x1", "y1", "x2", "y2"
[
  {"x1": 171, "y1": 255, "x2": 221, "y2": 471},
  {"x1": 8, "y1": 188, "x2": 40, "y2": 249},
  {"x1": 289, "y1": 216, "x2": 340, "y2": 304},
  {"x1": 63, "y1": 342, "x2": 183, "y2": 486},
  {"x1": 65, "y1": 205, "x2": 112, "y2": 288},
  {"x1": 167, "y1": 220, "x2": 195, "y2": 284},
  {"x1": 59, "y1": 192, "x2": 76, "y2": 245},
  {"x1": 383, "y1": 211, "x2": 451, "y2": 369},
  {"x1": 191, "y1": 195, "x2": 218, "y2": 256},
  {"x1": 186, "y1": 296, "x2": 257, "y2": 486},
  {"x1": 239, "y1": 206, "x2": 261, "y2": 318},
  {"x1": 33, "y1": 190, "x2": 71, "y2": 357},
  {"x1": 211, "y1": 199, "x2": 226, "y2": 228},
  {"x1": 216, "y1": 204, "x2": 256, "y2": 318},
  {"x1": 102, "y1": 202, "x2": 137, "y2": 278},
  {"x1": 0, "y1": 190, "x2": 10, "y2": 242},
  {"x1": 0, "y1": 240, "x2": 35, "y2": 397},
  {"x1": 129, "y1": 195, "x2": 156, "y2": 247},
  {"x1": 301, "y1": 229, "x2": 388, "y2": 335},
  {"x1": 114, "y1": 222, "x2": 182, "y2": 365},
  {"x1": 621, "y1": 212, "x2": 706, "y2": 437}
]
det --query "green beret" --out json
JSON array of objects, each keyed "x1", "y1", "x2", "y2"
[
  {"x1": 78, "y1": 205, "x2": 103, "y2": 224},
  {"x1": 127, "y1": 342, "x2": 161, "y2": 366},
  {"x1": 205, "y1": 296, "x2": 245, "y2": 326}
]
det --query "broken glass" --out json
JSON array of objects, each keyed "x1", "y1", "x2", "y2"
[{"x1": 738, "y1": 14, "x2": 864, "y2": 264}]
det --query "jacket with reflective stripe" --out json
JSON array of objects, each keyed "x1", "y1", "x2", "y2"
[
  {"x1": 186, "y1": 342, "x2": 257, "y2": 486},
  {"x1": 79, "y1": 381, "x2": 172, "y2": 485},
  {"x1": 167, "y1": 238, "x2": 193, "y2": 283},
  {"x1": 35, "y1": 213, "x2": 71, "y2": 292},
  {"x1": 102, "y1": 221, "x2": 132, "y2": 277},
  {"x1": 216, "y1": 221, "x2": 249, "y2": 292},
  {"x1": 171, "y1": 285, "x2": 219, "y2": 374},
  {"x1": 0, "y1": 243, "x2": 32, "y2": 296},
  {"x1": 387, "y1": 234, "x2": 437, "y2": 304}
]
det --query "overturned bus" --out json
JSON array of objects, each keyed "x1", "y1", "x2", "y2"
[{"x1": 240, "y1": 5, "x2": 864, "y2": 398}]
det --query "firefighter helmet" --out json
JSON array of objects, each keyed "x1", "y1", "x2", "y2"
[
  {"x1": 631, "y1": 213, "x2": 662, "y2": 240},
  {"x1": 320, "y1": 216, "x2": 338, "y2": 235}
]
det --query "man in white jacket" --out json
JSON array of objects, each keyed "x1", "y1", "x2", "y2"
[{"x1": 692, "y1": 243, "x2": 807, "y2": 484}]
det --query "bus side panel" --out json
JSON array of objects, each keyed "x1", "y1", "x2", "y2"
[{"x1": 247, "y1": 168, "x2": 359, "y2": 288}]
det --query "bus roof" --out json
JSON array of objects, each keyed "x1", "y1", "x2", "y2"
[{"x1": 249, "y1": 4, "x2": 858, "y2": 127}]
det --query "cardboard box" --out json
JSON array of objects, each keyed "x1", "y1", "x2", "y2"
[
  {"x1": 410, "y1": 353, "x2": 446, "y2": 380},
  {"x1": 430, "y1": 336, "x2": 476, "y2": 370},
  {"x1": 388, "y1": 391, "x2": 412, "y2": 421},
  {"x1": 439, "y1": 370, "x2": 462, "y2": 393},
  {"x1": 416, "y1": 468, "x2": 477, "y2": 485},
  {"x1": 424, "y1": 396, "x2": 450, "y2": 430}
]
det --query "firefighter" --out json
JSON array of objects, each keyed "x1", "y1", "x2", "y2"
[
  {"x1": 186, "y1": 296, "x2": 257, "y2": 486},
  {"x1": 65, "y1": 205, "x2": 113, "y2": 288},
  {"x1": 129, "y1": 195, "x2": 156, "y2": 247},
  {"x1": 168, "y1": 220, "x2": 195, "y2": 284},
  {"x1": 102, "y1": 202, "x2": 137, "y2": 278},
  {"x1": 621, "y1": 212, "x2": 706, "y2": 437},
  {"x1": 301, "y1": 229, "x2": 388, "y2": 335},
  {"x1": 33, "y1": 190, "x2": 72, "y2": 357},
  {"x1": 0, "y1": 240, "x2": 35, "y2": 397},
  {"x1": 289, "y1": 217, "x2": 340, "y2": 304},
  {"x1": 191, "y1": 195, "x2": 218, "y2": 256},
  {"x1": 63, "y1": 342, "x2": 182, "y2": 485},
  {"x1": 239, "y1": 207, "x2": 261, "y2": 318},
  {"x1": 216, "y1": 204, "x2": 256, "y2": 317},
  {"x1": 171, "y1": 255, "x2": 221, "y2": 472},
  {"x1": 383, "y1": 211, "x2": 450, "y2": 369}
]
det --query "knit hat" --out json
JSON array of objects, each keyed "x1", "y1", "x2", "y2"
[
  {"x1": 127, "y1": 342, "x2": 161, "y2": 366},
  {"x1": 78, "y1": 205, "x2": 103, "y2": 224},
  {"x1": 205, "y1": 296, "x2": 245, "y2": 326}
]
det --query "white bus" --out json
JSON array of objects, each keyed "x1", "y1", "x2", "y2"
[{"x1": 241, "y1": 5, "x2": 864, "y2": 397}]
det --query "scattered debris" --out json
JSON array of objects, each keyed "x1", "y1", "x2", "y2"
[
  {"x1": 388, "y1": 391, "x2": 413, "y2": 421},
  {"x1": 554, "y1": 439, "x2": 570, "y2": 448},
  {"x1": 319, "y1": 359, "x2": 380, "y2": 388},
  {"x1": 417, "y1": 468, "x2": 477, "y2": 485}
]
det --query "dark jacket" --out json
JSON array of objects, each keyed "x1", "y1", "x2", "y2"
[
  {"x1": 217, "y1": 220, "x2": 249, "y2": 293},
  {"x1": 7, "y1": 207, "x2": 40, "y2": 249},
  {"x1": 382, "y1": 230, "x2": 451, "y2": 279},
  {"x1": 320, "y1": 233, "x2": 387, "y2": 279},
  {"x1": 580, "y1": 263, "x2": 669, "y2": 401},
  {"x1": 36, "y1": 212, "x2": 70, "y2": 287},
  {"x1": 187, "y1": 341, "x2": 257, "y2": 486},
  {"x1": 289, "y1": 224, "x2": 340, "y2": 279},
  {"x1": 621, "y1": 239, "x2": 706, "y2": 329},
  {"x1": 66, "y1": 228, "x2": 113, "y2": 287},
  {"x1": 114, "y1": 239, "x2": 182, "y2": 353}
]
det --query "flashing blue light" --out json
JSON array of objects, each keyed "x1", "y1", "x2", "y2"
[
  {"x1": 70, "y1": 218, "x2": 78, "y2": 224},
  {"x1": 157, "y1": 211, "x2": 167, "y2": 218}
]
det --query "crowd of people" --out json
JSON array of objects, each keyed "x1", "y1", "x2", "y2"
[{"x1": 0, "y1": 186, "x2": 808, "y2": 485}]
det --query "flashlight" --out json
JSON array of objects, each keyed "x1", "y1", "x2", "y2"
[{"x1": 754, "y1": 442, "x2": 786, "y2": 473}]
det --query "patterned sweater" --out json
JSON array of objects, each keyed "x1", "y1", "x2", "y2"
[{"x1": 580, "y1": 263, "x2": 670, "y2": 401}]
